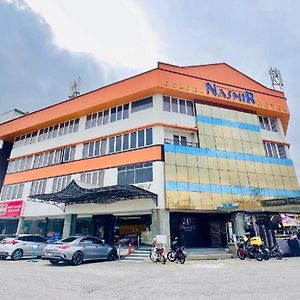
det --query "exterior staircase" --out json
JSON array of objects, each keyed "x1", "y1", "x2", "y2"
[{"x1": 121, "y1": 246, "x2": 151, "y2": 262}]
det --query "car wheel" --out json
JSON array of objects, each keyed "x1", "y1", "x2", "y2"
[
  {"x1": 11, "y1": 249, "x2": 23, "y2": 260},
  {"x1": 49, "y1": 259, "x2": 60, "y2": 265},
  {"x1": 107, "y1": 250, "x2": 117, "y2": 261},
  {"x1": 0, "y1": 255, "x2": 7, "y2": 260},
  {"x1": 72, "y1": 251, "x2": 83, "y2": 266}
]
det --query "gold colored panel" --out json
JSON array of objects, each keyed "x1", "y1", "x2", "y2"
[
  {"x1": 262, "y1": 163, "x2": 272, "y2": 175},
  {"x1": 197, "y1": 156, "x2": 208, "y2": 169},
  {"x1": 217, "y1": 158, "x2": 228, "y2": 171},
  {"x1": 222, "y1": 193, "x2": 233, "y2": 203},
  {"x1": 175, "y1": 153, "x2": 187, "y2": 166},
  {"x1": 236, "y1": 160, "x2": 247, "y2": 172},
  {"x1": 266, "y1": 175, "x2": 276, "y2": 188},
  {"x1": 237, "y1": 111, "x2": 246, "y2": 123},
  {"x1": 227, "y1": 160, "x2": 237, "y2": 171},
  {"x1": 215, "y1": 137, "x2": 225, "y2": 151},
  {"x1": 164, "y1": 165, "x2": 177, "y2": 181},
  {"x1": 210, "y1": 106, "x2": 220, "y2": 118},
  {"x1": 198, "y1": 134, "x2": 206, "y2": 148},
  {"x1": 219, "y1": 170, "x2": 230, "y2": 185},
  {"x1": 176, "y1": 166, "x2": 188, "y2": 182},
  {"x1": 274, "y1": 176, "x2": 284, "y2": 189},
  {"x1": 242, "y1": 141, "x2": 251, "y2": 153},
  {"x1": 287, "y1": 167, "x2": 297, "y2": 177},
  {"x1": 291, "y1": 177, "x2": 299, "y2": 189},
  {"x1": 238, "y1": 172, "x2": 249, "y2": 186},
  {"x1": 211, "y1": 193, "x2": 223, "y2": 209},
  {"x1": 248, "y1": 173, "x2": 258, "y2": 186},
  {"x1": 271, "y1": 164, "x2": 280, "y2": 175},
  {"x1": 165, "y1": 191, "x2": 178, "y2": 209},
  {"x1": 233, "y1": 140, "x2": 243, "y2": 153},
  {"x1": 198, "y1": 168, "x2": 210, "y2": 184},
  {"x1": 189, "y1": 192, "x2": 201, "y2": 208},
  {"x1": 257, "y1": 174, "x2": 267, "y2": 188},
  {"x1": 282, "y1": 177, "x2": 292, "y2": 190},
  {"x1": 201, "y1": 192, "x2": 212, "y2": 205},
  {"x1": 279, "y1": 165, "x2": 288, "y2": 176},
  {"x1": 177, "y1": 191, "x2": 191, "y2": 208},
  {"x1": 201, "y1": 104, "x2": 212, "y2": 117},
  {"x1": 246, "y1": 161, "x2": 256, "y2": 173},
  {"x1": 254, "y1": 162, "x2": 264, "y2": 174},
  {"x1": 241, "y1": 132, "x2": 250, "y2": 142},
  {"x1": 209, "y1": 169, "x2": 220, "y2": 185},
  {"x1": 186, "y1": 154, "x2": 198, "y2": 167},
  {"x1": 230, "y1": 128, "x2": 240, "y2": 140},
  {"x1": 207, "y1": 156, "x2": 218, "y2": 169},
  {"x1": 229, "y1": 171, "x2": 240, "y2": 185},
  {"x1": 224, "y1": 139, "x2": 234, "y2": 152},
  {"x1": 187, "y1": 167, "x2": 199, "y2": 183},
  {"x1": 219, "y1": 108, "x2": 229, "y2": 120},
  {"x1": 165, "y1": 152, "x2": 176, "y2": 165},
  {"x1": 248, "y1": 131, "x2": 256, "y2": 142},
  {"x1": 205, "y1": 135, "x2": 216, "y2": 148},
  {"x1": 204, "y1": 123, "x2": 214, "y2": 136},
  {"x1": 214, "y1": 126, "x2": 224, "y2": 137},
  {"x1": 223, "y1": 127, "x2": 232, "y2": 139},
  {"x1": 228, "y1": 110, "x2": 238, "y2": 122}
]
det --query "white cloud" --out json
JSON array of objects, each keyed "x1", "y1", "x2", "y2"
[{"x1": 24, "y1": 0, "x2": 164, "y2": 71}]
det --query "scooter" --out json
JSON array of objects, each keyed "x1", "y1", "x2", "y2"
[
  {"x1": 167, "y1": 246, "x2": 187, "y2": 264},
  {"x1": 236, "y1": 238, "x2": 264, "y2": 261},
  {"x1": 149, "y1": 245, "x2": 166, "y2": 264}
]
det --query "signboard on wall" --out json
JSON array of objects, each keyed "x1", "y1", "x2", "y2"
[{"x1": 0, "y1": 200, "x2": 23, "y2": 218}]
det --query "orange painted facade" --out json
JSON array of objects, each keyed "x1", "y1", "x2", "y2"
[
  {"x1": 0, "y1": 62, "x2": 289, "y2": 142},
  {"x1": 4, "y1": 146, "x2": 163, "y2": 185}
]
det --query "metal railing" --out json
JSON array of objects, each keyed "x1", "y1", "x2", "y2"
[{"x1": 164, "y1": 138, "x2": 199, "y2": 148}]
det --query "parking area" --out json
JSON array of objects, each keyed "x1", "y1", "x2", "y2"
[{"x1": 1, "y1": 257, "x2": 300, "y2": 299}]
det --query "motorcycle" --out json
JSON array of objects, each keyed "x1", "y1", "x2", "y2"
[
  {"x1": 261, "y1": 244, "x2": 283, "y2": 260},
  {"x1": 149, "y1": 245, "x2": 166, "y2": 264},
  {"x1": 167, "y1": 246, "x2": 187, "y2": 264},
  {"x1": 236, "y1": 238, "x2": 264, "y2": 261}
]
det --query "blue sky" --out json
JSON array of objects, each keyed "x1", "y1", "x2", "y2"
[{"x1": 0, "y1": 0, "x2": 299, "y2": 182}]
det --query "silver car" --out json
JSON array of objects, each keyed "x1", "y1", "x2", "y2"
[
  {"x1": 0, "y1": 234, "x2": 48, "y2": 260},
  {"x1": 42, "y1": 236, "x2": 118, "y2": 266}
]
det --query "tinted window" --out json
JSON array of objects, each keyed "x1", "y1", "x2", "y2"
[
  {"x1": 131, "y1": 97, "x2": 153, "y2": 113},
  {"x1": 60, "y1": 237, "x2": 78, "y2": 243},
  {"x1": 35, "y1": 236, "x2": 47, "y2": 243},
  {"x1": 163, "y1": 96, "x2": 171, "y2": 112}
]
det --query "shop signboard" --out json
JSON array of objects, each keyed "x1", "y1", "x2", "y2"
[
  {"x1": 0, "y1": 200, "x2": 23, "y2": 218},
  {"x1": 261, "y1": 198, "x2": 300, "y2": 207}
]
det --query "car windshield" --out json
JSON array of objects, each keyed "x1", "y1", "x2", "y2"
[{"x1": 58, "y1": 237, "x2": 78, "y2": 243}]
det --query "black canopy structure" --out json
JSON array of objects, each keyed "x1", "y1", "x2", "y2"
[{"x1": 28, "y1": 180, "x2": 158, "y2": 211}]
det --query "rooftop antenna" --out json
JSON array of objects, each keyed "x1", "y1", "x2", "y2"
[
  {"x1": 269, "y1": 67, "x2": 284, "y2": 91},
  {"x1": 69, "y1": 77, "x2": 82, "y2": 98}
]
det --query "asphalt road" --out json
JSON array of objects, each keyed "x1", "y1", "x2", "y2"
[{"x1": 0, "y1": 257, "x2": 299, "y2": 300}]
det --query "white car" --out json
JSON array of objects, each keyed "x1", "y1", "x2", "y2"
[{"x1": 0, "y1": 234, "x2": 48, "y2": 260}]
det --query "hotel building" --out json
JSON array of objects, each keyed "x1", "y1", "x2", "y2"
[{"x1": 0, "y1": 62, "x2": 299, "y2": 247}]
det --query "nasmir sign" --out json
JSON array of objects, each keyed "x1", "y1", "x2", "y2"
[{"x1": 206, "y1": 82, "x2": 256, "y2": 104}]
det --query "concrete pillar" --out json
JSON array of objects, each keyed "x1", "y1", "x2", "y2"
[
  {"x1": 62, "y1": 214, "x2": 77, "y2": 238},
  {"x1": 16, "y1": 217, "x2": 24, "y2": 234},
  {"x1": 232, "y1": 212, "x2": 245, "y2": 236},
  {"x1": 151, "y1": 209, "x2": 170, "y2": 247}
]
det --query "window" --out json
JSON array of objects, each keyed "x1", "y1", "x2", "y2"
[
  {"x1": 116, "y1": 135, "x2": 122, "y2": 152},
  {"x1": 146, "y1": 128, "x2": 153, "y2": 145},
  {"x1": 138, "y1": 130, "x2": 145, "y2": 147},
  {"x1": 173, "y1": 135, "x2": 188, "y2": 146},
  {"x1": 131, "y1": 97, "x2": 153, "y2": 113},
  {"x1": 1, "y1": 183, "x2": 24, "y2": 200},
  {"x1": 117, "y1": 163, "x2": 153, "y2": 185},
  {"x1": 109, "y1": 137, "x2": 115, "y2": 153},
  {"x1": 163, "y1": 96, "x2": 194, "y2": 116},
  {"x1": 85, "y1": 104, "x2": 129, "y2": 129},
  {"x1": 63, "y1": 146, "x2": 75, "y2": 162},
  {"x1": 130, "y1": 132, "x2": 137, "y2": 149},
  {"x1": 179, "y1": 99, "x2": 186, "y2": 114},
  {"x1": 263, "y1": 142, "x2": 287, "y2": 159},
  {"x1": 30, "y1": 180, "x2": 47, "y2": 196},
  {"x1": 163, "y1": 96, "x2": 171, "y2": 112},
  {"x1": 52, "y1": 176, "x2": 71, "y2": 193},
  {"x1": 171, "y1": 98, "x2": 178, "y2": 113},
  {"x1": 80, "y1": 170, "x2": 104, "y2": 186},
  {"x1": 258, "y1": 116, "x2": 278, "y2": 132},
  {"x1": 123, "y1": 134, "x2": 129, "y2": 150}
]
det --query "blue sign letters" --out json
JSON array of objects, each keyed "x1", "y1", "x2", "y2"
[{"x1": 206, "y1": 82, "x2": 255, "y2": 104}]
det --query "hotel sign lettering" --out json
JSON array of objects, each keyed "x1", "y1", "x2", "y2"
[{"x1": 206, "y1": 82, "x2": 256, "y2": 104}]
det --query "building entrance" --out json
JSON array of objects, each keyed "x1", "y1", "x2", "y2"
[{"x1": 170, "y1": 212, "x2": 229, "y2": 247}]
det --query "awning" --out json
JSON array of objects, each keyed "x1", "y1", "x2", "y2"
[{"x1": 28, "y1": 180, "x2": 158, "y2": 211}]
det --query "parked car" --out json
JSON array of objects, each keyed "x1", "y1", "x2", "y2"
[
  {"x1": 119, "y1": 234, "x2": 139, "y2": 245},
  {"x1": 0, "y1": 234, "x2": 48, "y2": 260},
  {"x1": 0, "y1": 234, "x2": 16, "y2": 242},
  {"x1": 42, "y1": 235, "x2": 118, "y2": 266}
]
